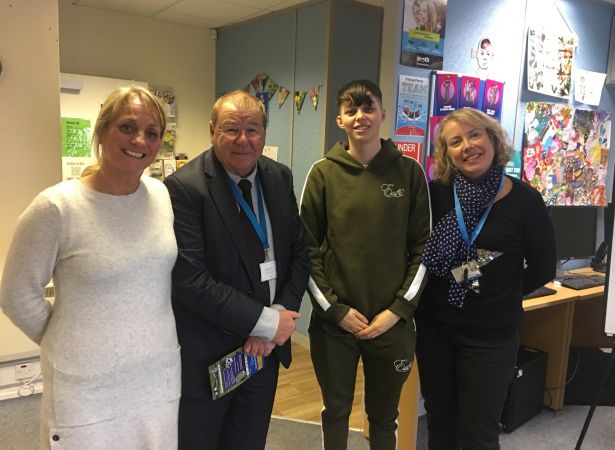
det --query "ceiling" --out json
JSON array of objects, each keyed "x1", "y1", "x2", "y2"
[{"x1": 70, "y1": 0, "x2": 385, "y2": 29}]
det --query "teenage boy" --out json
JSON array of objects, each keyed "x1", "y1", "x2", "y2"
[{"x1": 300, "y1": 79, "x2": 431, "y2": 450}]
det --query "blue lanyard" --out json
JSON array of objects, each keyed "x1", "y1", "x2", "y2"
[
  {"x1": 453, "y1": 176, "x2": 505, "y2": 252},
  {"x1": 228, "y1": 175, "x2": 269, "y2": 250}
]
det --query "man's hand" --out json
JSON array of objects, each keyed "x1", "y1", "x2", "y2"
[
  {"x1": 355, "y1": 309, "x2": 400, "y2": 340},
  {"x1": 243, "y1": 336, "x2": 276, "y2": 357},
  {"x1": 272, "y1": 309, "x2": 301, "y2": 346},
  {"x1": 338, "y1": 308, "x2": 369, "y2": 334}
]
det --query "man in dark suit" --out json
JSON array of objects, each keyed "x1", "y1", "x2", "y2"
[{"x1": 164, "y1": 90, "x2": 309, "y2": 450}]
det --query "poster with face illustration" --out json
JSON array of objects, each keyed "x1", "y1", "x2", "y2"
[
  {"x1": 472, "y1": 37, "x2": 494, "y2": 77},
  {"x1": 523, "y1": 102, "x2": 610, "y2": 206},
  {"x1": 481, "y1": 79, "x2": 504, "y2": 121}
]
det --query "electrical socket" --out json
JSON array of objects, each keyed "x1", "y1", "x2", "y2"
[{"x1": 15, "y1": 362, "x2": 34, "y2": 381}]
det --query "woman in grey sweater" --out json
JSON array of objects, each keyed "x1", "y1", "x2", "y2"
[{"x1": 0, "y1": 86, "x2": 181, "y2": 449}]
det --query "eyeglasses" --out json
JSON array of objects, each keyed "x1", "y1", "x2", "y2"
[{"x1": 217, "y1": 123, "x2": 264, "y2": 139}]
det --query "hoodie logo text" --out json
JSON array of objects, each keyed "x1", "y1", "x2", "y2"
[{"x1": 381, "y1": 184, "x2": 405, "y2": 198}]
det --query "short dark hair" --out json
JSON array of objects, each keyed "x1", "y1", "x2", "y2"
[{"x1": 337, "y1": 79, "x2": 382, "y2": 109}]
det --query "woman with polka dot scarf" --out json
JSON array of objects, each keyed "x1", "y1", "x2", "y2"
[{"x1": 416, "y1": 107, "x2": 556, "y2": 449}]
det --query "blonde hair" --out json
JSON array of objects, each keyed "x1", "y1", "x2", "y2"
[
  {"x1": 90, "y1": 85, "x2": 166, "y2": 168},
  {"x1": 414, "y1": 0, "x2": 438, "y2": 32},
  {"x1": 210, "y1": 90, "x2": 267, "y2": 128},
  {"x1": 434, "y1": 108, "x2": 513, "y2": 184},
  {"x1": 80, "y1": 164, "x2": 100, "y2": 177}
]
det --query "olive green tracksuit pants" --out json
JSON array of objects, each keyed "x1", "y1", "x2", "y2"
[{"x1": 309, "y1": 320, "x2": 414, "y2": 450}]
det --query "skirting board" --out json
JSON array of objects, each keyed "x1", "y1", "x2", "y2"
[{"x1": 0, "y1": 381, "x2": 43, "y2": 401}]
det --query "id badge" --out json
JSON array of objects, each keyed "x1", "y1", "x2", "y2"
[
  {"x1": 260, "y1": 260, "x2": 277, "y2": 282},
  {"x1": 451, "y1": 260, "x2": 482, "y2": 284}
]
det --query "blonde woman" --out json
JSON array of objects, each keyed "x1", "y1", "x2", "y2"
[{"x1": 0, "y1": 86, "x2": 180, "y2": 449}]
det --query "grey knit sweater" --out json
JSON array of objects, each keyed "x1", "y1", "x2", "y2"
[{"x1": 0, "y1": 177, "x2": 181, "y2": 449}]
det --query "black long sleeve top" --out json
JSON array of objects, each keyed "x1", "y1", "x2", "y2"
[{"x1": 416, "y1": 176, "x2": 557, "y2": 339}]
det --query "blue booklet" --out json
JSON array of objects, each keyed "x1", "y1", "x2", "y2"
[{"x1": 208, "y1": 347, "x2": 265, "y2": 399}]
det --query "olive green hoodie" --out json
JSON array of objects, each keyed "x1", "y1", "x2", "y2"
[{"x1": 300, "y1": 138, "x2": 431, "y2": 344}]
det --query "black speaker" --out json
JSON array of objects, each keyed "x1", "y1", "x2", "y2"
[
  {"x1": 500, "y1": 346, "x2": 548, "y2": 433},
  {"x1": 564, "y1": 347, "x2": 615, "y2": 405}
]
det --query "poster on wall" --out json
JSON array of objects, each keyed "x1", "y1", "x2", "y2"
[
  {"x1": 395, "y1": 74, "x2": 429, "y2": 138},
  {"x1": 400, "y1": 0, "x2": 447, "y2": 69},
  {"x1": 393, "y1": 140, "x2": 423, "y2": 163},
  {"x1": 428, "y1": 116, "x2": 444, "y2": 155},
  {"x1": 471, "y1": 37, "x2": 494, "y2": 78},
  {"x1": 62, "y1": 158, "x2": 94, "y2": 181},
  {"x1": 433, "y1": 73, "x2": 458, "y2": 115},
  {"x1": 428, "y1": 71, "x2": 506, "y2": 160},
  {"x1": 523, "y1": 102, "x2": 610, "y2": 206},
  {"x1": 162, "y1": 123, "x2": 176, "y2": 153},
  {"x1": 61, "y1": 117, "x2": 93, "y2": 181},
  {"x1": 150, "y1": 86, "x2": 177, "y2": 120},
  {"x1": 574, "y1": 69, "x2": 606, "y2": 106},
  {"x1": 527, "y1": 28, "x2": 577, "y2": 99},
  {"x1": 459, "y1": 76, "x2": 480, "y2": 109},
  {"x1": 481, "y1": 79, "x2": 504, "y2": 120},
  {"x1": 61, "y1": 118, "x2": 91, "y2": 157},
  {"x1": 506, "y1": 152, "x2": 523, "y2": 180}
]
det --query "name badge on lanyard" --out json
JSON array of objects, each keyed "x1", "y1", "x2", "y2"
[
  {"x1": 450, "y1": 176, "x2": 504, "y2": 290},
  {"x1": 260, "y1": 260, "x2": 277, "y2": 282}
]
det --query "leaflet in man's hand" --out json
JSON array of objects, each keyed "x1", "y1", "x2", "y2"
[{"x1": 208, "y1": 347, "x2": 264, "y2": 399}]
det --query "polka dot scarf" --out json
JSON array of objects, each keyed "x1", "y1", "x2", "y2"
[{"x1": 422, "y1": 164, "x2": 504, "y2": 308}]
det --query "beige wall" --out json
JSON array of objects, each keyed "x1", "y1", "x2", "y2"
[
  {"x1": 1, "y1": 0, "x2": 216, "y2": 358},
  {"x1": 58, "y1": 0, "x2": 216, "y2": 159},
  {"x1": 0, "y1": 0, "x2": 61, "y2": 356}
]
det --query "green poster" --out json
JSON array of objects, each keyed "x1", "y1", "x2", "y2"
[{"x1": 61, "y1": 117, "x2": 91, "y2": 157}]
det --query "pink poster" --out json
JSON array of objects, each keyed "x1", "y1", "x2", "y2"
[
  {"x1": 459, "y1": 76, "x2": 480, "y2": 109},
  {"x1": 481, "y1": 79, "x2": 504, "y2": 121},
  {"x1": 428, "y1": 116, "x2": 445, "y2": 156},
  {"x1": 434, "y1": 73, "x2": 459, "y2": 115}
]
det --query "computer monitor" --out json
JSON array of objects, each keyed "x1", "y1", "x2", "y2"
[{"x1": 548, "y1": 206, "x2": 597, "y2": 261}]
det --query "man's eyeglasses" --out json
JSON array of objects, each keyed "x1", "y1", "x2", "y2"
[{"x1": 217, "y1": 124, "x2": 264, "y2": 139}]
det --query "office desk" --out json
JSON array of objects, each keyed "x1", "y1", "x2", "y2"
[
  {"x1": 379, "y1": 270, "x2": 605, "y2": 450},
  {"x1": 519, "y1": 277, "x2": 604, "y2": 410}
]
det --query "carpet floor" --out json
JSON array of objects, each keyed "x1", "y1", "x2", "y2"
[
  {"x1": 266, "y1": 416, "x2": 369, "y2": 450},
  {"x1": 1, "y1": 393, "x2": 614, "y2": 449}
]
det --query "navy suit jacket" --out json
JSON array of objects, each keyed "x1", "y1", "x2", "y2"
[{"x1": 164, "y1": 148, "x2": 309, "y2": 399}]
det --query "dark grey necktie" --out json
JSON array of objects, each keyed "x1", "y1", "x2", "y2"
[{"x1": 238, "y1": 179, "x2": 270, "y2": 305}]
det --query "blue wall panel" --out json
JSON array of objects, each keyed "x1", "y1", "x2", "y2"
[
  {"x1": 216, "y1": 12, "x2": 296, "y2": 166},
  {"x1": 326, "y1": 1, "x2": 383, "y2": 149},
  {"x1": 292, "y1": 2, "x2": 328, "y2": 200}
]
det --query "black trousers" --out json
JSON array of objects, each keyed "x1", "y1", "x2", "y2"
[
  {"x1": 178, "y1": 354, "x2": 279, "y2": 450},
  {"x1": 415, "y1": 320, "x2": 518, "y2": 450}
]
